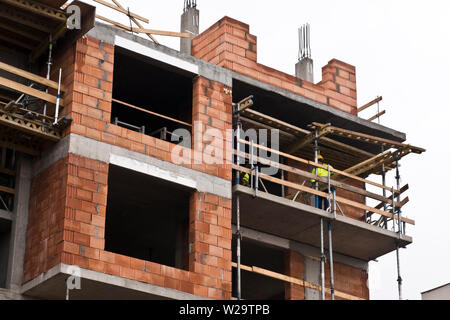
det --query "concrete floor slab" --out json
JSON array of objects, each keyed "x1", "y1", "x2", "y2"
[
  {"x1": 232, "y1": 185, "x2": 412, "y2": 261},
  {"x1": 21, "y1": 264, "x2": 209, "y2": 300}
]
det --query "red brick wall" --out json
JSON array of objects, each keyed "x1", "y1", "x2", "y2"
[
  {"x1": 188, "y1": 192, "x2": 232, "y2": 299},
  {"x1": 192, "y1": 16, "x2": 357, "y2": 115},
  {"x1": 325, "y1": 261, "x2": 369, "y2": 300},
  {"x1": 285, "y1": 251, "x2": 305, "y2": 300},
  {"x1": 23, "y1": 158, "x2": 67, "y2": 282}
]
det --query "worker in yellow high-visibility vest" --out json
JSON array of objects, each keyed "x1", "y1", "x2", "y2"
[
  {"x1": 310, "y1": 154, "x2": 334, "y2": 210},
  {"x1": 241, "y1": 172, "x2": 250, "y2": 187}
]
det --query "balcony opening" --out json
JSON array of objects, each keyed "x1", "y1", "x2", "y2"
[
  {"x1": 232, "y1": 238, "x2": 285, "y2": 300},
  {"x1": 112, "y1": 47, "x2": 194, "y2": 143},
  {"x1": 105, "y1": 165, "x2": 193, "y2": 270}
]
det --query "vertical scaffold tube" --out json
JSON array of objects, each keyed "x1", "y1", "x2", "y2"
[
  {"x1": 236, "y1": 102, "x2": 242, "y2": 300},
  {"x1": 314, "y1": 129, "x2": 325, "y2": 300}
]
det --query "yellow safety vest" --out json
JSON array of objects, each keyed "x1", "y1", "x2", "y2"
[
  {"x1": 310, "y1": 164, "x2": 334, "y2": 183},
  {"x1": 242, "y1": 172, "x2": 250, "y2": 183}
]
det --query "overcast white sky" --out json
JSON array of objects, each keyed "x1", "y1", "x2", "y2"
[{"x1": 83, "y1": 0, "x2": 450, "y2": 300}]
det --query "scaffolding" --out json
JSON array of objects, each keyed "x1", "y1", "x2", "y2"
[{"x1": 231, "y1": 95, "x2": 424, "y2": 300}]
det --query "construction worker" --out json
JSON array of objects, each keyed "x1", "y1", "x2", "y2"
[
  {"x1": 241, "y1": 171, "x2": 250, "y2": 187},
  {"x1": 310, "y1": 154, "x2": 334, "y2": 210}
]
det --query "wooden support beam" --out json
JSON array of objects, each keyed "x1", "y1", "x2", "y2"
[
  {"x1": 0, "y1": 61, "x2": 64, "y2": 91},
  {"x1": 343, "y1": 150, "x2": 392, "y2": 176},
  {"x1": 129, "y1": 28, "x2": 191, "y2": 38},
  {"x1": 0, "y1": 21, "x2": 44, "y2": 42},
  {"x1": 0, "y1": 185, "x2": 15, "y2": 195},
  {"x1": 231, "y1": 262, "x2": 364, "y2": 300},
  {"x1": 242, "y1": 109, "x2": 375, "y2": 159},
  {"x1": 0, "y1": 76, "x2": 63, "y2": 107},
  {"x1": 0, "y1": 110, "x2": 61, "y2": 141},
  {"x1": 2, "y1": 0, "x2": 67, "y2": 21},
  {"x1": 0, "y1": 167, "x2": 15, "y2": 176},
  {"x1": 312, "y1": 122, "x2": 426, "y2": 154},
  {"x1": 234, "y1": 164, "x2": 414, "y2": 225},
  {"x1": 0, "y1": 6, "x2": 53, "y2": 33},
  {"x1": 358, "y1": 96, "x2": 382, "y2": 113},
  {"x1": 235, "y1": 150, "x2": 407, "y2": 208},
  {"x1": 367, "y1": 110, "x2": 386, "y2": 122},
  {"x1": 112, "y1": 98, "x2": 192, "y2": 127},
  {"x1": 0, "y1": 33, "x2": 35, "y2": 50},
  {"x1": 93, "y1": 0, "x2": 149, "y2": 23},
  {"x1": 110, "y1": 0, "x2": 158, "y2": 44},
  {"x1": 233, "y1": 96, "x2": 254, "y2": 114},
  {"x1": 287, "y1": 123, "x2": 330, "y2": 154},
  {"x1": 238, "y1": 138, "x2": 401, "y2": 195}
]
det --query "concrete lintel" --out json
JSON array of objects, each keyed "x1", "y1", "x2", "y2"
[
  {"x1": 88, "y1": 23, "x2": 233, "y2": 87},
  {"x1": 21, "y1": 263, "x2": 208, "y2": 300},
  {"x1": 232, "y1": 225, "x2": 368, "y2": 271},
  {"x1": 231, "y1": 71, "x2": 406, "y2": 142},
  {"x1": 69, "y1": 134, "x2": 232, "y2": 199}
]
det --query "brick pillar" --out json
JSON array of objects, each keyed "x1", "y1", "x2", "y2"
[
  {"x1": 320, "y1": 59, "x2": 357, "y2": 114},
  {"x1": 189, "y1": 74, "x2": 233, "y2": 299},
  {"x1": 192, "y1": 16, "x2": 257, "y2": 70},
  {"x1": 67, "y1": 37, "x2": 114, "y2": 139},
  {"x1": 285, "y1": 250, "x2": 305, "y2": 300},
  {"x1": 189, "y1": 192, "x2": 232, "y2": 299}
]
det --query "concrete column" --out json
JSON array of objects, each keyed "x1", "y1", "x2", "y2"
[
  {"x1": 295, "y1": 58, "x2": 314, "y2": 83},
  {"x1": 304, "y1": 256, "x2": 320, "y2": 300},
  {"x1": 180, "y1": 7, "x2": 199, "y2": 55},
  {"x1": 6, "y1": 155, "x2": 32, "y2": 292}
]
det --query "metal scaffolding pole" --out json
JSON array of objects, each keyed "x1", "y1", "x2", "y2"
[
  {"x1": 327, "y1": 165, "x2": 335, "y2": 300},
  {"x1": 313, "y1": 129, "x2": 325, "y2": 300},
  {"x1": 395, "y1": 152, "x2": 403, "y2": 300},
  {"x1": 235, "y1": 101, "x2": 242, "y2": 300}
]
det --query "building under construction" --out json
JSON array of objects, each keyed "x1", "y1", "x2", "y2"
[{"x1": 0, "y1": 0, "x2": 425, "y2": 300}]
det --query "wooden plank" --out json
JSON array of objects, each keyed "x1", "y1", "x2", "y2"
[
  {"x1": 235, "y1": 150, "x2": 406, "y2": 208},
  {"x1": 243, "y1": 109, "x2": 375, "y2": 159},
  {"x1": 2, "y1": 0, "x2": 67, "y2": 21},
  {"x1": 110, "y1": 0, "x2": 158, "y2": 44},
  {"x1": 286, "y1": 123, "x2": 330, "y2": 154},
  {"x1": 0, "y1": 110, "x2": 61, "y2": 141},
  {"x1": 343, "y1": 150, "x2": 392, "y2": 176},
  {"x1": 0, "y1": 33, "x2": 35, "y2": 50},
  {"x1": 0, "y1": 167, "x2": 15, "y2": 176},
  {"x1": 238, "y1": 138, "x2": 401, "y2": 194},
  {"x1": 112, "y1": 98, "x2": 192, "y2": 127},
  {"x1": 0, "y1": 76, "x2": 62, "y2": 106},
  {"x1": 231, "y1": 262, "x2": 364, "y2": 300},
  {"x1": 130, "y1": 28, "x2": 191, "y2": 38},
  {"x1": 358, "y1": 96, "x2": 382, "y2": 113},
  {"x1": 0, "y1": 21, "x2": 44, "y2": 42},
  {"x1": 367, "y1": 110, "x2": 386, "y2": 122},
  {"x1": 93, "y1": 0, "x2": 149, "y2": 23},
  {"x1": 0, "y1": 61, "x2": 64, "y2": 91},
  {"x1": 313, "y1": 122, "x2": 426, "y2": 154},
  {"x1": 0, "y1": 6, "x2": 52, "y2": 33},
  {"x1": 0, "y1": 185, "x2": 15, "y2": 195},
  {"x1": 234, "y1": 164, "x2": 414, "y2": 225}
]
